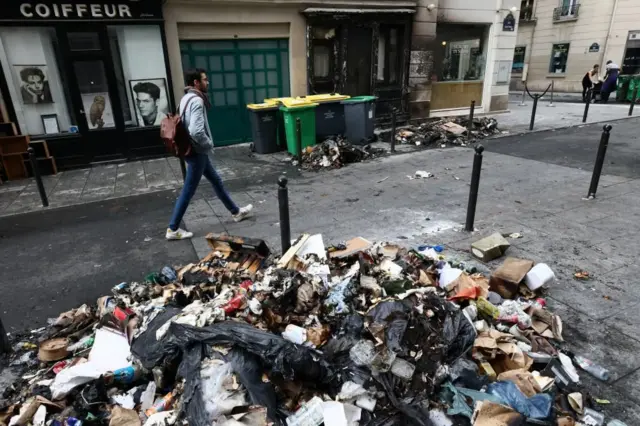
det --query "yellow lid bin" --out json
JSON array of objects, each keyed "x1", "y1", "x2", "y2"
[
  {"x1": 246, "y1": 102, "x2": 279, "y2": 111},
  {"x1": 297, "y1": 93, "x2": 351, "y2": 103}
]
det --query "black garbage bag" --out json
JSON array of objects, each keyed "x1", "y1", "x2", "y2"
[
  {"x1": 449, "y1": 357, "x2": 487, "y2": 390},
  {"x1": 442, "y1": 309, "x2": 475, "y2": 363},
  {"x1": 375, "y1": 373, "x2": 434, "y2": 426},
  {"x1": 226, "y1": 348, "x2": 281, "y2": 423},
  {"x1": 131, "y1": 305, "x2": 183, "y2": 369},
  {"x1": 322, "y1": 314, "x2": 364, "y2": 359},
  {"x1": 180, "y1": 344, "x2": 210, "y2": 426},
  {"x1": 133, "y1": 320, "x2": 337, "y2": 426},
  {"x1": 366, "y1": 301, "x2": 411, "y2": 353}
]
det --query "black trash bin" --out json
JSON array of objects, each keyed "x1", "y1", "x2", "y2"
[
  {"x1": 299, "y1": 94, "x2": 350, "y2": 139},
  {"x1": 247, "y1": 102, "x2": 282, "y2": 154},
  {"x1": 341, "y1": 96, "x2": 377, "y2": 144}
]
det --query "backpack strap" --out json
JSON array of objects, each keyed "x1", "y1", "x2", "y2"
[{"x1": 180, "y1": 94, "x2": 197, "y2": 121}]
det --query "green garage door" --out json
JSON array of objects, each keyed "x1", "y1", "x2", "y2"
[{"x1": 180, "y1": 39, "x2": 291, "y2": 146}]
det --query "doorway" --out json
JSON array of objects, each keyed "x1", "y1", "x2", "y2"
[
  {"x1": 57, "y1": 28, "x2": 127, "y2": 163},
  {"x1": 345, "y1": 26, "x2": 373, "y2": 96},
  {"x1": 180, "y1": 39, "x2": 291, "y2": 146}
]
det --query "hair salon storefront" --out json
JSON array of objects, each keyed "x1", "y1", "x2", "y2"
[{"x1": 0, "y1": 0, "x2": 174, "y2": 169}]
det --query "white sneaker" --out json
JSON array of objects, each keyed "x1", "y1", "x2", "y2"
[
  {"x1": 166, "y1": 228, "x2": 194, "y2": 240},
  {"x1": 233, "y1": 204, "x2": 254, "y2": 222}
]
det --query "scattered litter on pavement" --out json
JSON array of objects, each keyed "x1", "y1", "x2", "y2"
[
  {"x1": 291, "y1": 137, "x2": 385, "y2": 171},
  {"x1": 574, "y1": 271, "x2": 591, "y2": 280},
  {"x1": 471, "y1": 233, "x2": 511, "y2": 262},
  {"x1": 0, "y1": 232, "x2": 622, "y2": 426},
  {"x1": 408, "y1": 170, "x2": 434, "y2": 180},
  {"x1": 392, "y1": 116, "x2": 500, "y2": 147}
]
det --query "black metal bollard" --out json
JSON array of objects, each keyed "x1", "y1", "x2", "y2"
[
  {"x1": 583, "y1": 88, "x2": 592, "y2": 123},
  {"x1": 27, "y1": 147, "x2": 49, "y2": 207},
  {"x1": 390, "y1": 110, "x2": 397, "y2": 153},
  {"x1": 529, "y1": 95, "x2": 539, "y2": 131},
  {"x1": 278, "y1": 176, "x2": 291, "y2": 254},
  {"x1": 468, "y1": 100, "x2": 476, "y2": 133},
  {"x1": 465, "y1": 145, "x2": 485, "y2": 232},
  {"x1": 587, "y1": 124, "x2": 612, "y2": 199},
  {"x1": 0, "y1": 316, "x2": 9, "y2": 355},
  {"x1": 295, "y1": 117, "x2": 302, "y2": 162},
  {"x1": 629, "y1": 87, "x2": 638, "y2": 117},
  {"x1": 179, "y1": 157, "x2": 187, "y2": 181}
]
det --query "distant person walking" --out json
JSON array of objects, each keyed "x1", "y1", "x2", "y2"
[
  {"x1": 166, "y1": 68, "x2": 253, "y2": 240},
  {"x1": 600, "y1": 60, "x2": 620, "y2": 103},
  {"x1": 582, "y1": 64, "x2": 599, "y2": 103}
]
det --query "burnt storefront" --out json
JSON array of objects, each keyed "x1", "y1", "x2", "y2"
[
  {"x1": 0, "y1": 0, "x2": 174, "y2": 170},
  {"x1": 303, "y1": 8, "x2": 413, "y2": 124}
]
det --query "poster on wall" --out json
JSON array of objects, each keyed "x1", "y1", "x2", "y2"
[
  {"x1": 129, "y1": 78, "x2": 169, "y2": 127},
  {"x1": 14, "y1": 64, "x2": 54, "y2": 105},
  {"x1": 81, "y1": 93, "x2": 115, "y2": 129}
]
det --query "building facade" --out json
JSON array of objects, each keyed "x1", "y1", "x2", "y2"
[
  {"x1": 0, "y1": 0, "x2": 520, "y2": 173},
  {"x1": 163, "y1": 0, "x2": 520, "y2": 145},
  {"x1": 0, "y1": 0, "x2": 174, "y2": 169},
  {"x1": 411, "y1": 0, "x2": 521, "y2": 117},
  {"x1": 511, "y1": 0, "x2": 640, "y2": 92}
]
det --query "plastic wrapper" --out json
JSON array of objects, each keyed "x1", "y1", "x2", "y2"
[
  {"x1": 486, "y1": 381, "x2": 552, "y2": 420},
  {"x1": 200, "y1": 359, "x2": 245, "y2": 422},
  {"x1": 438, "y1": 382, "x2": 502, "y2": 418}
]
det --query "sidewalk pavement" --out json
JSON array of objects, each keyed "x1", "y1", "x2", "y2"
[
  {"x1": 178, "y1": 122, "x2": 640, "y2": 423},
  {"x1": 500, "y1": 97, "x2": 634, "y2": 135},
  {"x1": 0, "y1": 100, "x2": 637, "y2": 217},
  {"x1": 509, "y1": 90, "x2": 636, "y2": 104},
  {"x1": 0, "y1": 148, "x2": 298, "y2": 217}
]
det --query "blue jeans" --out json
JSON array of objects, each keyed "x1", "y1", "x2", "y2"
[{"x1": 169, "y1": 153, "x2": 238, "y2": 231}]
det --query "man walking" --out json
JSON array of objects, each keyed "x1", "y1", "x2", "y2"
[{"x1": 166, "y1": 68, "x2": 253, "y2": 240}]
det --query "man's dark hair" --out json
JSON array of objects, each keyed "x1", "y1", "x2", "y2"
[
  {"x1": 20, "y1": 67, "x2": 45, "y2": 83},
  {"x1": 593, "y1": 64, "x2": 599, "y2": 68},
  {"x1": 133, "y1": 81, "x2": 161, "y2": 101},
  {"x1": 606, "y1": 60, "x2": 612, "y2": 65},
  {"x1": 184, "y1": 68, "x2": 206, "y2": 87}
]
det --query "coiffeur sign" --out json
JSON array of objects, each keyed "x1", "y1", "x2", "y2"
[{"x1": 1, "y1": 0, "x2": 162, "y2": 21}]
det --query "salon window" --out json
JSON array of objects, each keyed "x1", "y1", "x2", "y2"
[{"x1": 0, "y1": 27, "x2": 76, "y2": 135}]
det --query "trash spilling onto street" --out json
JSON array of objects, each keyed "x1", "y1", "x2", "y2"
[
  {"x1": 394, "y1": 117, "x2": 500, "y2": 147},
  {"x1": 0, "y1": 232, "x2": 626, "y2": 426},
  {"x1": 291, "y1": 137, "x2": 385, "y2": 171}
]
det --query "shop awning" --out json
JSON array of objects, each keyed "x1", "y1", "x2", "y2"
[{"x1": 303, "y1": 8, "x2": 415, "y2": 14}]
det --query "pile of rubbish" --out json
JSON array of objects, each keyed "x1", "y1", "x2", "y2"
[
  {"x1": 291, "y1": 137, "x2": 385, "y2": 171},
  {"x1": 395, "y1": 117, "x2": 500, "y2": 147},
  {"x1": 0, "y1": 232, "x2": 626, "y2": 426}
]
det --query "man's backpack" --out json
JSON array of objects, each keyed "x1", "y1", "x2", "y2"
[{"x1": 160, "y1": 96, "x2": 196, "y2": 157}]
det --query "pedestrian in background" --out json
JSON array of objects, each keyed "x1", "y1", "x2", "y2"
[
  {"x1": 166, "y1": 68, "x2": 253, "y2": 240},
  {"x1": 600, "y1": 60, "x2": 620, "y2": 104},
  {"x1": 582, "y1": 64, "x2": 599, "y2": 103}
]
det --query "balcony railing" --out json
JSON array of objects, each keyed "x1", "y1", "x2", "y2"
[
  {"x1": 553, "y1": 3, "x2": 580, "y2": 21},
  {"x1": 520, "y1": 8, "x2": 535, "y2": 22},
  {"x1": 519, "y1": 0, "x2": 535, "y2": 22}
]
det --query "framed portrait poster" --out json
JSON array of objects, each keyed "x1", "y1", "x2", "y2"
[
  {"x1": 14, "y1": 64, "x2": 54, "y2": 105},
  {"x1": 41, "y1": 114, "x2": 60, "y2": 134},
  {"x1": 129, "y1": 78, "x2": 169, "y2": 127}
]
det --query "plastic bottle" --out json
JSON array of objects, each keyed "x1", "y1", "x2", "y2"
[
  {"x1": 573, "y1": 354, "x2": 610, "y2": 381},
  {"x1": 145, "y1": 392, "x2": 175, "y2": 416}
]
